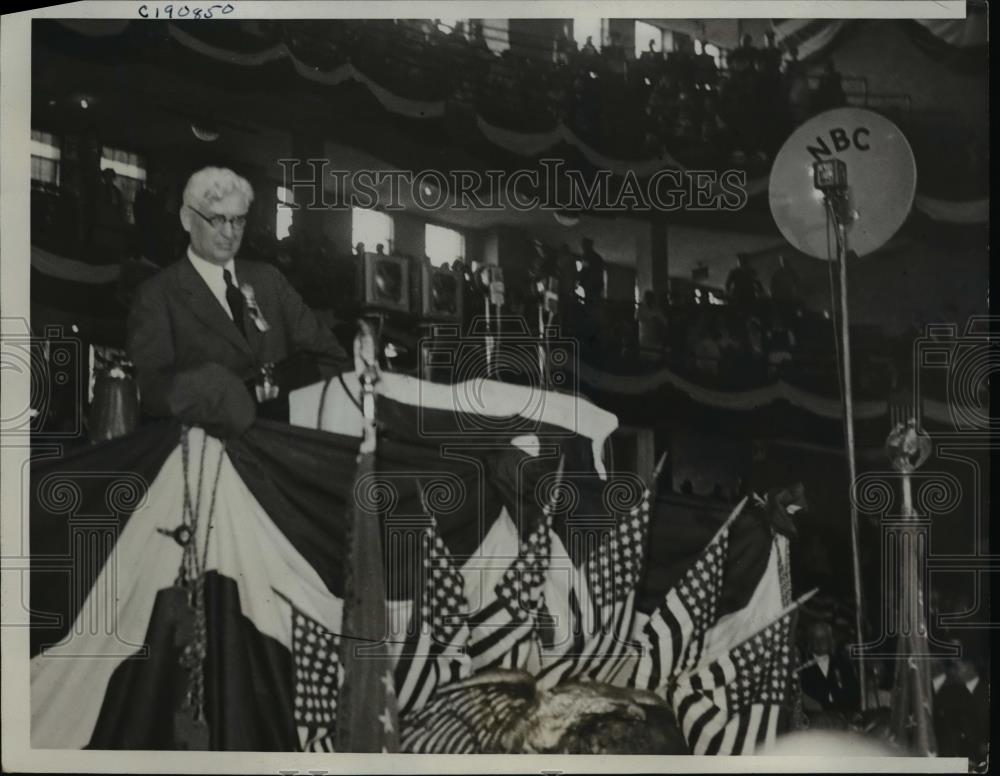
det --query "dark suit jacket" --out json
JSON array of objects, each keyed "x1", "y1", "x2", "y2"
[
  {"x1": 800, "y1": 651, "x2": 861, "y2": 713},
  {"x1": 127, "y1": 255, "x2": 349, "y2": 437},
  {"x1": 934, "y1": 678, "x2": 989, "y2": 761}
]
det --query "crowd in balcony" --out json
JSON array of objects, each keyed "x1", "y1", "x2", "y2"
[
  {"x1": 255, "y1": 19, "x2": 849, "y2": 167},
  {"x1": 31, "y1": 161, "x2": 892, "y2": 397}
]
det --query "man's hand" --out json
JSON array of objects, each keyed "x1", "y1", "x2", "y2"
[{"x1": 167, "y1": 363, "x2": 256, "y2": 438}]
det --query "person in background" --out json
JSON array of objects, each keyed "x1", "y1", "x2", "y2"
[
  {"x1": 133, "y1": 169, "x2": 172, "y2": 265},
  {"x1": 725, "y1": 254, "x2": 765, "y2": 350},
  {"x1": 784, "y1": 45, "x2": 811, "y2": 122},
  {"x1": 799, "y1": 622, "x2": 861, "y2": 716},
  {"x1": 933, "y1": 638, "x2": 989, "y2": 764},
  {"x1": 770, "y1": 253, "x2": 801, "y2": 329},
  {"x1": 580, "y1": 237, "x2": 605, "y2": 307},
  {"x1": 636, "y1": 290, "x2": 667, "y2": 358},
  {"x1": 813, "y1": 59, "x2": 847, "y2": 113},
  {"x1": 93, "y1": 167, "x2": 129, "y2": 257}
]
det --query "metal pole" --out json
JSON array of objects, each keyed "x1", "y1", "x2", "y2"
[
  {"x1": 484, "y1": 298, "x2": 493, "y2": 377},
  {"x1": 837, "y1": 220, "x2": 869, "y2": 711},
  {"x1": 537, "y1": 305, "x2": 547, "y2": 389}
]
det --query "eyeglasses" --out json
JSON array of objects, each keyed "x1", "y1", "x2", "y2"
[{"x1": 188, "y1": 206, "x2": 248, "y2": 230}]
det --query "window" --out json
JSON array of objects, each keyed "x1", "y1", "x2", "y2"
[
  {"x1": 425, "y1": 223, "x2": 464, "y2": 267},
  {"x1": 572, "y1": 17, "x2": 603, "y2": 50},
  {"x1": 351, "y1": 207, "x2": 393, "y2": 254},
  {"x1": 100, "y1": 145, "x2": 146, "y2": 224},
  {"x1": 31, "y1": 130, "x2": 60, "y2": 187},
  {"x1": 436, "y1": 16, "x2": 468, "y2": 35},
  {"x1": 634, "y1": 21, "x2": 662, "y2": 58},
  {"x1": 700, "y1": 41, "x2": 722, "y2": 68},
  {"x1": 478, "y1": 19, "x2": 509, "y2": 54},
  {"x1": 276, "y1": 185, "x2": 295, "y2": 240}
]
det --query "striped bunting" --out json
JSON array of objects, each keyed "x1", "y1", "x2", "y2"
[
  {"x1": 400, "y1": 671, "x2": 536, "y2": 753},
  {"x1": 668, "y1": 605, "x2": 798, "y2": 755},
  {"x1": 394, "y1": 515, "x2": 471, "y2": 715}
]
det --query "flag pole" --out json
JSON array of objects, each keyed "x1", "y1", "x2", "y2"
[
  {"x1": 886, "y1": 419, "x2": 936, "y2": 755},
  {"x1": 716, "y1": 588, "x2": 820, "y2": 653},
  {"x1": 335, "y1": 321, "x2": 400, "y2": 753}
]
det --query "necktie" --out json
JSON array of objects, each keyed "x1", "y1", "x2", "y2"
[{"x1": 223, "y1": 269, "x2": 246, "y2": 338}]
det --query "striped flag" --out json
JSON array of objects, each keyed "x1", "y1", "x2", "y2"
[
  {"x1": 536, "y1": 486, "x2": 652, "y2": 688},
  {"x1": 667, "y1": 605, "x2": 799, "y2": 755},
  {"x1": 629, "y1": 498, "x2": 747, "y2": 691},
  {"x1": 466, "y1": 499, "x2": 555, "y2": 672},
  {"x1": 393, "y1": 514, "x2": 471, "y2": 715}
]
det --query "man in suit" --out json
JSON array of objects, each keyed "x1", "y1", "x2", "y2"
[
  {"x1": 933, "y1": 646, "x2": 989, "y2": 764},
  {"x1": 799, "y1": 622, "x2": 861, "y2": 716},
  {"x1": 127, "y1": 167, "x2": 349, "y2": 437}
]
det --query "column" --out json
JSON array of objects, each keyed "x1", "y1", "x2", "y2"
[{"x1": 634, "y1": 219, "x2": 669, "y2": 300}]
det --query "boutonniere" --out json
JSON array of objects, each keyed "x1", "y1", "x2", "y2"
[{"x1": 240, "y1": 283, "x2": 270, "y2": 332}]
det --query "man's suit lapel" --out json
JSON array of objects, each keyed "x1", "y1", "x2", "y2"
[
  {"x1": 235, "y1": 260, "x2": 267, "y2": 358},
  {"x1": 175, "y1": 256, "x2": 255, "y2": 358}
]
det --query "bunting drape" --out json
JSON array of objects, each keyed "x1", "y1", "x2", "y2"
[{"x1": 45, "y1": 18, "x2": 987, "y2": 223}]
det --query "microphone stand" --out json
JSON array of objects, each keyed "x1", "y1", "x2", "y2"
[{"x1": 824, "y1": 189, "x2": 868, "y2": 712}]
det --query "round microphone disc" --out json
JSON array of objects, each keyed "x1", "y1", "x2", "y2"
[{"x1": 769, "y1": 107, "x2": 917, "y2": 260}]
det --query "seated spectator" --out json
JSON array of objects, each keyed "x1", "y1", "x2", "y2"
[{"x1": 800, "y1": 622, "x2": 861, "y2": 715}]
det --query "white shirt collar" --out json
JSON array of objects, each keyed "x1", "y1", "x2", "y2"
[
  {"x1": 187, "y1": 247, "x2": 237, "y2": 319},
  {"x1": 187, "y1": 246, "x2": 235, "y2": 280},
  {"x1": 813, "y1": 653, "x2": 831, "y2": 676},
  {"x1": 966, "y1": 676, "x2": 980, "y2": 693},
  {"x1": 933, "y1": 673, "x2": 947, "y2": 693}
]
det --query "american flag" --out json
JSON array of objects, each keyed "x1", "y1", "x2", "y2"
[
  {"x1": 667, "y1": 605, "x2": 798, "y2": 755},
  {"x1": 393, "y1": 515, "x2": 471, "y2": 715},
  {"x1": 400, "y1": 671, "x2": 536, "y2": 753},
  {"x1": 466, "y1": 504, "x2": 554, "y2": 672},
  {"x1": 536, "y1": 489, "x2": 651, "y2": 688},
  {"x1": 629, "y1": 498, "x2": 747, "y2": 692},
  {"x1": 290, "y1": 604, "x2": 343, "y2": 752}
]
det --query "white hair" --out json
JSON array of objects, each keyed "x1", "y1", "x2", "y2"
[{"x1": 182, "y1": 167, "x2": 254, "y2": 212}]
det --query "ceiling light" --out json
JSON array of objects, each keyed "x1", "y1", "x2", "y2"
[
  {"x1": 191, "y1": 123, "x2": 220, "y2": 142},
  {"x1": 553, "y1": 210, "x2": 580, "y2": 227}
]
